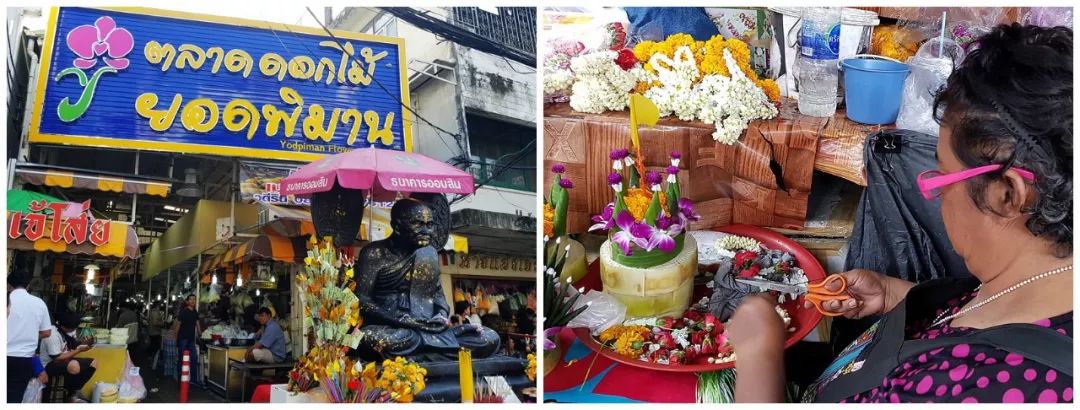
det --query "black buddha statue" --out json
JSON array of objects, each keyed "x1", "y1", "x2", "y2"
[{"x1": 354, "y1": 198, "x2": 501, "y2": 360}]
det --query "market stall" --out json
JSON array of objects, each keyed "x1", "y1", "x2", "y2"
[{"x1": 540, "y1": 5, "x2": 1070, "y2": 404}]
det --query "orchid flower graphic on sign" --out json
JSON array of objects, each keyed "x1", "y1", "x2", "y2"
[{"x1": 54, "y1": 16, "x2": 133, "y2": 122}]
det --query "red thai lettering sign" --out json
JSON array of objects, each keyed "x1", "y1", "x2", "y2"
[{"x1": 8, "y1": 199, "x2": 111, "y2": 246}]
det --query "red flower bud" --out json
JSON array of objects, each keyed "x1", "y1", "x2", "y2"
[{"x1": 614, "y1": 48, "x2": 637, "y2": 70}]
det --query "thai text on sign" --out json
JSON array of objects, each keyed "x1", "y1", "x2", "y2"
[
  {"x1": 8, "y1": 200, "x2": 111, "y2": 246},
  {"x1": 29, "y1": 7, "x2": 412, "y2": 162}
]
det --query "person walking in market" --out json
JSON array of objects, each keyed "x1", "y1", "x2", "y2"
[
  {"x1": 245, "y1": 307, "x2": 286, "y2": 364},
  {"x1": 727, "y1": 23, "x2": 1073, "y2": 403},
  {"x1": 7, "y1": 268, "x2": 53, "y2": 403},
  {"x1": 146, "y1": 305, "x2": 164, "y2": 366},
  {"x1": 172, "y1": 294, "x2": 201, "y2": 388}
]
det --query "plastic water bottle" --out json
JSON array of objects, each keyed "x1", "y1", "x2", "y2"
[{"x1": 797, "y1": 7, "x2": 841, "y2": 117}]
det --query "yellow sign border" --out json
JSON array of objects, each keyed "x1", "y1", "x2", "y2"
[{"x1": 28, "y1": 6, "x2": 414, "y2": 162}]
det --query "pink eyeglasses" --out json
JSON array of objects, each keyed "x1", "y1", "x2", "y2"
[{"x1": 917, "y1": 165, "x2": 1036, "y2": 200}]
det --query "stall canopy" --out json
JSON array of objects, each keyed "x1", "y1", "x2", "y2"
[
  {"x1": 141, "y1": 200, "x2": 261, "y2": 280},
  {"x1": 198, "y1": 234, "x2": 308, "y2": 274},
  {"x1": 14, "y1": 166, "x2": 171, "y2": 197}
]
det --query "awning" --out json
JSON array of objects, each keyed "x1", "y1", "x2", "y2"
[
  {"x1": 6, "y1": 215, "x2": 140, "y2": 259},
  {"x1": 142, "y1": 200, "x2": 262, "y2": 280},
  {"x1": 200, "y1": 234, "x2": 308, "y2": 274},
  {"x1": 15, "y1": 168, "x2": 171, "y2": 197}
]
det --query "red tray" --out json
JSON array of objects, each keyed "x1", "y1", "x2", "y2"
[{"x1": 572, "y1": 224, "x2": 826, "y2": 373}]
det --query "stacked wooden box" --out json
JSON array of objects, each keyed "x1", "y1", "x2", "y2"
[{"x1": 543, "y1": 103, "x2": 826, "y2": 234}]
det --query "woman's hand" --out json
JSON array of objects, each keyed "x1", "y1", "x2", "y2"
[
  {"x1": 729, "y1": 294, "x2": 786, "y2": 403},
  {"x1": 806, "y1": 269, "x2": 913, "y2": 319},
  {"x1": 728, "y1": 293, "x2": 786, "y2": 354}
]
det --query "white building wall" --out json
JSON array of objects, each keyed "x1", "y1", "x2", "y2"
[
  {"x1": 454, "y1": 45, "x2": 536, "y2": 128},
  {"x1": 333, "y1": 7, "x2": 536, "y2": 220}
]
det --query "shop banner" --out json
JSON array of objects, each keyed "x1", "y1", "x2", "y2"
[
  {"x1": 8, "y1": 199, "x2": 111, "y2": 246},
  {"x1": 29, "y1": 7, "x2": 412, "y2": 162},
  {"x1": 240, "y1": 161, "x2": 310, "y2": 206}
]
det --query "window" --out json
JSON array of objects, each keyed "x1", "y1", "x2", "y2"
[
  {"x1": 465, "y1": 114, "x2": 535, "y2": 192},
  {"x1": 368, "y1": 13, "x2": 397, "y2": 37}
]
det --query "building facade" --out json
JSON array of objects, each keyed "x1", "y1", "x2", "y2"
[{"x1": 332, "y1": 7, "x2": 538, "y2": 309}]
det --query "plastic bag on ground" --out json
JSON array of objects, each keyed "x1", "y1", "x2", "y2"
[
  {"x1": 117, "y1": 353, "x2": 147, "y2": 402},
  {"x1": 22, "y1": 378, "x2": 43, "y2": 403}
]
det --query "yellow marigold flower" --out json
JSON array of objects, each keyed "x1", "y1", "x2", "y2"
[
  {"x1": 758, "y1": 79, "x2": 781, "y2": 102},
  {"x1": 614, "y1": 330, "x2": 645, "y2": 357},
  {"x1": 543, "y1": 203, "x2": 555, "y2": 237}
]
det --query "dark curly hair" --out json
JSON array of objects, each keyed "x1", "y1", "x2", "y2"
[{"x1": 933, "y1": 23, "x2": 1072, "y2": 257}]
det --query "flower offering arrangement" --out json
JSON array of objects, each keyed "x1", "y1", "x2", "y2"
[
  {"x1": 290, "y1": 236, "x2": 427, "y2": 403},
  {"x1": 544, "y1": 30, "x2": 781, "y2": 145}
]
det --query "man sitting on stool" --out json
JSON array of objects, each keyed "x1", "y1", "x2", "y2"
[{"x1": 245, "y1": 308, "x2": 286, "y2": 364}]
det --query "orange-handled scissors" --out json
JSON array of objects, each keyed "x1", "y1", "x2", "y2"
[{"x1": 736, "y1": 274, "x2": 852, "y2": 316}]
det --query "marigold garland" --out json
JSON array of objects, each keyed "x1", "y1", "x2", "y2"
[{"x1": 632, "y1": 34, "x2": 780, "y2": 103}]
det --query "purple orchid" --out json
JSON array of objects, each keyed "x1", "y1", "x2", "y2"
[
  {"x1": 678, "y1": 197, "x2": 701, "y2": 222},
  {"x1": 656, "y1": 215, "x2": 673, "y2": 230},
  {"x1": 66, "y1": 16, "x2": 134, "y2": 70},
  {"x1": 671, "y1": 151, "x2": 682, "y2": 167},
  {"x1": 544, "y1": 327, "x2": 562, "y2": 350},
  {"x1": 609, "y1": 149, "x2": 628, "y2": 161},
  {"x1": 644, "y1": 216, "x2": 684, "y2": 252},
  {"x1": 588, "y1": 203, "x2": 616, "y2": 232},
  {"x1": 559, "y1": 179, "x2": 573, "y2": 189},
  {"x1": 611, "y1": 211, "x2": 650, "y2": 255},
  {"x1": 666, "y1": 165, "x2": 679, "y2": 175},
  {"x1": 646, "y1": 225, "x2": 678, "y2": 252},
  {"x1": 551, "y1": 164, "x2": 566, "y2": 174}
]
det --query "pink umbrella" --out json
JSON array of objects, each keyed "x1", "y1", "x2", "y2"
[{"x1": 280, "y1": 148, "x2": 475, "y2": 196}]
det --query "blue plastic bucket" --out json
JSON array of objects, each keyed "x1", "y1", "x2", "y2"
[{"x1": 840, "y1": 55, "x2": 910, "y2": 125}]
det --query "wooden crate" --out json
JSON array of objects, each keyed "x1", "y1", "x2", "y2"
[
  {"x1": 815, "y1": 108, "x2": 896, "y2": 186},
  {"x1": 543, "y1": 103, "x2": 825, "y2": 234}
]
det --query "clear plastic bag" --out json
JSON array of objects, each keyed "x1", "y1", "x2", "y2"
[
  {"x1": 22, "y1": 378, "x2": 44, "y2": 403},
  {"x1": 889, "y1": 8, "x2": 1009, "y2": 53},
  {"x1": 896, "y1": 38, "x2": 965, "y2": 135},
  {"x1": 565, "y1": 289, "x2": 626, "y2": 336},
  {"x1": 1022, "y1": 7, "x2": 1073, "y2": 28},
  {"x1": 117, "y1": 354, "x2": 147, "y2": 402}
]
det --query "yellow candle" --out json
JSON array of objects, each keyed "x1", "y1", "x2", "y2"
[{"x1": 459, "y1": 348, "x2": 474, "y2": 403}]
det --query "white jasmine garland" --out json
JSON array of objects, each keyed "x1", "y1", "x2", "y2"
[
  {"x1": 543, "y1": 69, "x2": 575, "y2": 96},
  {"x1": 567, "y1": 50, "x2": 641, "y2": 114},
  {"x1": 696, "y1": 49, "x2": 778, "y2": 145}
]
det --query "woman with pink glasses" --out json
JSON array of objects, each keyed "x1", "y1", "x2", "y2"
[{"x1": 726, "y1": 23, "x2": 1072, "y2": 403}]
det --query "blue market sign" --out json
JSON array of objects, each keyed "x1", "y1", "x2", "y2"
[{"x1": 29, "y1": 7, "x2": 413, "y2": 161}]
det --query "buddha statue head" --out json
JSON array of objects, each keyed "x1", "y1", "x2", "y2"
[{"x1": 390, "y1": 198, "x2": 436, "y2": 249}]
